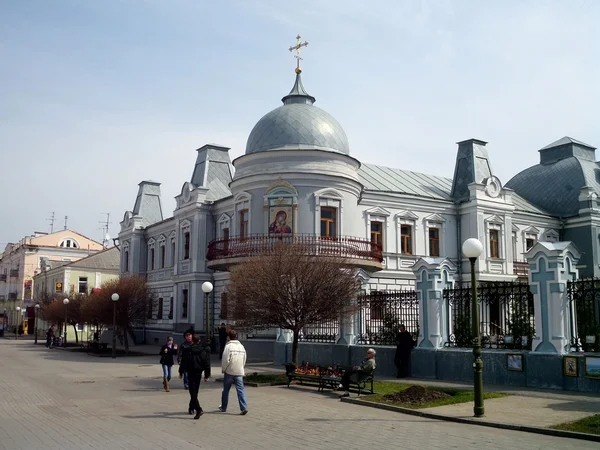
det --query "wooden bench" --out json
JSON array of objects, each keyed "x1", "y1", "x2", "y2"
[{"x1": 284, "y1": 362, "x2": 375, "y2": 396}]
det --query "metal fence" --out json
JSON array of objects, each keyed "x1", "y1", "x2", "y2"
[
  {"x1": 298, "y1": 319, "x2": 339, "y2": 343},
  {"x1": 444, "y1": 282, "x2": 534, "y2": 350},
  {"x1": 567, "y1": 279, "x2": 600, "y2": 352},
  {"x1": 355, "y1": 290, "x2": 419, "y2": 346}
]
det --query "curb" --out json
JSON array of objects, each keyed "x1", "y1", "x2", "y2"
[{"x1": 340, "y1": 397, "x2": 600, "y2": 442}]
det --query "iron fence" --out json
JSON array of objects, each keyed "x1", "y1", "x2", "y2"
[
  {"x1": 567, "y1": 279, "x2": 600, "y2": 352},
  {"x1": 298, "y1": 319, "x2": 339, "y2": 343},
  {"x1": 444, "y1": 282, "x2": 534, "y2": 350},
  {"x1": 355, "y1": 290, "x2": 419, "y2": 346}
]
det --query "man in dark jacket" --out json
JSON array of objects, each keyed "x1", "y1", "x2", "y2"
[
  {"x1": 179, "y1": 335, "x2": 211, "y2": 420},
  {"x1": 394, "y1": 324, "x2": 415, "y2": 378},
  {"x1": 177, "y1": 331, "x2": 194, "y2": 389}
]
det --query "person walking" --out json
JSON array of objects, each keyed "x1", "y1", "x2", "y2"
[
  {"x1": 218, "y1": 323, "x2": 228, "y2": 360},
  {"x1": 177, "y1": 332, "x2": 193, "y2": 390},
  {"x1": 159, "y1": 336, "x2": 178, "y2": 392},
  {"x1": 394, "y1": 324, "x2": 415, "y2": 378},
  {"x1": 179, "y1": 335, "x2": 211, "y2": 420},
  {"x1": 46, "y1": 327, "x2": 54, "y2": 349},
  {"x1": 219, "y1": 329, "x2": 248, "y2": 415}
]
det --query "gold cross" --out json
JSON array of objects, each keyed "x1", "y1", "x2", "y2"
[{"x1": 289, "y1": 34, "x2": 308, "y2": 73}]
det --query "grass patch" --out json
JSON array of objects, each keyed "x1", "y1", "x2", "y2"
[
  {"x1": 364, "y1": 382, "x2": 508, "y2": 409},
  {"x1": 243, "y1": 372, "x2": 288, "y2": 384},
  {"x1": 552, "y1": 414, "x2": 600, "y2": 436}
]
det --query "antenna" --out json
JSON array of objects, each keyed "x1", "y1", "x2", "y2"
[
  {"x1": 47, "y1": 212, "x2": 56, "y2": 233},
  {"x1": 99, "y1": 213, "x2": 112, "y2": 248},
  {"x1": 64, "y1": 215, "x2": 68, "y2": 230}
]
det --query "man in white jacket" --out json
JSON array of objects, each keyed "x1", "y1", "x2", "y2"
[{"x1": 219, "y1": 329, "x2": 248, "y2": 415}]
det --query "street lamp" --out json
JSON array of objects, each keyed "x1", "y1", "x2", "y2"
[
  {"x1": 34, "y1": 304, "x2": 40, "y2": 345},
  {"x1": 63, "y1": 298, "x2": 69, "y2": 346},
  {"x1": 201, "y1": 281, "x2": 213, "y2": 349},
  {"x1": 462, "y1": 238, "x2": 485, "y2": 418},
  {"x1": 111, "y1": 293, "x2": 119, "y2": 359},
  {"x1": 15, "y1": 306, "x2": 21, "y2": 340}
]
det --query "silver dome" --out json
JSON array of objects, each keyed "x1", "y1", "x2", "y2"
[{"x1": 245, "y1": 73, "x2": 350, "y2": 155}]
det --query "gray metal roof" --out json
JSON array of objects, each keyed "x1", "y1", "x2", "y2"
[
  {"x1": 68, "y1": 247, "x2": 120, "y2": 271},
  {"x1": 245, "y1": 73, "x2": 350, "y2": 156},
  {"x1": 540, "y1": 136, "x2": 595, "y2": 150}
]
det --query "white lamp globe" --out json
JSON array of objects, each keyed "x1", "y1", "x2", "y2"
[
  {"x1": 201, "y1": 281, "x2": 213, "y2": 293},
  {"x1": 111, "y1": 293, "x2": 119, "y2": 302},
  {"x1": 35, "y1": 304, "x2": 40, "y2": 309},
  {"x1": 16, "y1": 306, "x2": 21, "y2": 311},
  {"x1": 462, "y1": 238, "x2": 484, "y2": 259},
  {"x1": 63, "y1": 298, "x2": 69, "y2": 305}
]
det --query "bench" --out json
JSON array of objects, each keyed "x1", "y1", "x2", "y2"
[
  {"x1": 86, "y1": 341, "x2": 109, "y2": 353},
  {"x1": 284, "y1": 362, "x2": 375, "y2": 396}
]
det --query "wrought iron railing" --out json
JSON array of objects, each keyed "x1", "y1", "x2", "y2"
[
  {"x1": 567, "y1": 279, "x2": 600, "y2": 352},
  {"x1": 355, "y1": 290, "x2": 419, "y2": 345},
  {"x1": 444, "y1": 282, "x2": 534, "y2": 350},
  {"x1": 299, "y1": 319, "x2": 339, "y2": 343},
  {"x1": 206, "y1": 234, "x2": 383, "y2": 263},
  {"x1": 513, "y1": 261, "x2": 529, "y2": 278}
]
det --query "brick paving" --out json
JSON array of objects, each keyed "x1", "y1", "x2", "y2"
[{"x1": 0, "y1": 340, "x2": 598, "y2": 450}]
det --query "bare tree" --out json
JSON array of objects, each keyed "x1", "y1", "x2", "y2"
[
  {"x1": 41, "y1": 293, "x2": 85, "y2": 344},
  {"x1": 226, "y1": 242, "x2": 361, "y2": 365}
]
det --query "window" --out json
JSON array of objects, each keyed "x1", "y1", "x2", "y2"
[
  {"x1": 150, "y1": 247, "x2": 155, "y2": 270},
  {"x1": 239, "y1": 210, "x2": 249, "y2": 239},
  {"x1": 429, "y1": 228, "x2": 440, "y2": 257},
  {"x1": 157, "y1": 298, "x2": 163, "y2": 320},
  {"x1": 78, "y1": 277, "x2": 88, "y2": 294},
  {"x1": 320, "y1": 207, "x2": 337, "y2": 238},
  {"x1": 183, "y1": 232, "x2": 190, "y2": 260},
  {"x1": 526, "y1": 238, "x2": 535, "y2": 251},
  {"x1": 220, "y1": 293, "x2": 228, "y2": 319},
  {"x1": 168, "y1": 297, "x2": 173, "y2": 320},
  {"x1": 160, "y1": 245, "x2": 166, "y2": 269},
  {"x1": 59, "y1": 238, "x2": 79, "y2": 248},
  {"x1": 147, "y1": 299, "x2": 153, "y2": 319},
  {"x1": 401, "y1": 225, "x2": 413, "y2": 255},
  {"x1": 124, "y1": 250, "x2": 129, "y2": 272},
  {"x1": 489, "y1": 230, "x2": 500, "y2": 258},
  {"x1": 182, "y1": 289, "x2": 188, "y2": 319},
  {"x1": 512, "y1": 232, "x2": 518, "y2": 262},
  {"x1": 170, "y1": 239, "x2": 176, "y2": 266},
  {"x1": 370, "y1": 221, "x2": 383, "y2": 246}
]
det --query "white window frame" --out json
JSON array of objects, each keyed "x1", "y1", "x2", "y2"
[
  {"x1": 395, "y1": 211, "x2": 418, "y2": 255},
  {"x1": 314, "y1": 188, "x2": 344, "y2": 236},
  {"x1": 217, "y1": 214, "x2": 231, "y2": 239},
  {"x1": 147, "y1": 238, "x2": 156, "y2": 271},
  {"x1": 365, "y1": 207, "x2": 390, "y2": 252},
  {"x1": 168, "y1": 231, "x2": 176, "y2": 266},
  {"x1": 180, "y1": 220, "x2": 191, "y2": 261},
  {"x1": 543, "y1": 229, "x2": 559, "y2": 243},
  {"x1": 122, "y1": 241, "x2": 130, "y2": 273},
  {"x1": 158, "y1": 235, "x2": 166, "y2": 269},
  {"x1": 233, "y1": 192, "x2": 251, "y2": 237},
  {"x1": 423, "y1": 213, "x2": 446, "y2": 257},
  {"x1": 523, "y1": 226, "x2": 539, "y2": 253},
  {"x1": 59, "y1": 237, "x2": 80, "y2": 248},
  {"x1": 485, "y1": 215, "x2": 504, "y2": 260}
]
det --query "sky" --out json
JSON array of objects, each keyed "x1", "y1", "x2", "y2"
[{"x1": 1, "y1": 0, "x2": 599, "y2": 246}]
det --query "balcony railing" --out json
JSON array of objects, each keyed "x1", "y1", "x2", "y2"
[
  {"x1": 0, "y1": 274, "x2": 6, "y2": 282},
  {"x1": 9, "y1": 269, "x2": 19, "y2": 278},
  {"x1": 207, "y1": 234, "x2": 383, "y2": 264},
  {"x1": 513, "y1": 261, "x2": 529, "y2": 278}
]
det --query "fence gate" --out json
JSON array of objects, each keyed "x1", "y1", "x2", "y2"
[
  {"x1": 567, "y1": 279, "x2": 600, "y2": 352},
  {"x1": 443, "y1": 281, "x2": 534, "y2": 350},
  {"x1": 355, "y1": 290, "x2": 419, "y2": 345}
]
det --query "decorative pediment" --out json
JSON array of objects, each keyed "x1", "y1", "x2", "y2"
[
  {"x1": 233, "y1": 191, "x2": 251, "y2": 203},
  {"x1": 314, "y1": 187, "x2": 343, "y2": 199},
  {"x1": 180, "y1": 219, "x2": 191, "y2": 230},
  {"x1": 485, "y1": 214, "x2": 504, "y2": 224},
  {"x1": 365, "y1": 206, "x2": 391, "y2": 217},
  {"x1": 158, "y1": 234, "x2": 166, "y2": 244},
  {"x1": 424, "y1": 213, "x2": 446, "y2": 223},
  {"x1": 523, "y1": 226, "x2": 540, "y2": 235},
  {"x1": 148, "y1": 237, "x2": 156, "y2": 246},
  {"x1": 169, "y1": 230, "x2": 176, "y2": 239},
  {"x1": 543, "y1": 229, "x2": 559, "y2": 241},
  {"x1": 122, "y1": 240, "x2": 130, "y2": 250},
  {"x1": 512, "y1": 223, "x2": 520, "y2": 232},
  {"x1": 395, "y1": 210, "x2": 419, "y2": 221},
  {"x1": 217, "y1": 213, "x2": 231, "y2": 225},
  {"x1": 265, "y1": 178, "x2": 297, "y2": 195}
]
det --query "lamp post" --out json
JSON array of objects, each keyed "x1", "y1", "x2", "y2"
[
  {"x1": 15, "y1": 306, "x2": 21, "y2": 339},
  {"x1": 201, "y1": 282, "x2": 213, "y2": 349},
  {"x1": 34, "y1": 304, "x2": 40, "y2": 344},
  {"x1": 462, "y1": 238, "x2": 485, "y2": 418},
  {"x1": 111, "y1": 293, "x2": 119, "y2": 359},
  {"x1": 63, "y1": 298, "x2": 69, "y2": 346}
]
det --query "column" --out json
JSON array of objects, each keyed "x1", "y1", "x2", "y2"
[
  {"x1": 527, "y1": 241, "x2": 580, "y2": 353},
  {"x1": 412, "y1": 257, "x2": 456, "y2": 348}
]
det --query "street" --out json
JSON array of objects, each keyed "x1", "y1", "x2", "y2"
[{"x1": 0, "y1": 340, "x2": 596, "y2": 450}]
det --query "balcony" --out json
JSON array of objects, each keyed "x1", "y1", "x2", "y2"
[
  {"x1": 206, "y1": 234, "x2": 383, "y2": 271},
  {"x1": 9, "y1": 269, "x2": 19, "y2": 278},
  {"x1": 513, "y1": 261, "x2": 529, "y2": 278},
  {"x1": 0, "y1": 274, "x2": 6, "y2": 282}
]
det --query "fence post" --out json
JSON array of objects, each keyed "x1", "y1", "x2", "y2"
[
  {"x1": 526, "y1": 241, "x2": 580, "y2": 353},
  {"x1": 412, "y1": 258, "x2": 456, "y2": 348}
]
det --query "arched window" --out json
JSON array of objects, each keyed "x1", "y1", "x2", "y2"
[{"x1": 59, "y1": 238, "x2": 79, "y2": 248}]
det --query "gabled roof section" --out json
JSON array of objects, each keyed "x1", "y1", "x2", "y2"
[
  {"x1": 540, "y1": 136, "x2": 595, "y2": 151},
  {"x1": 67, "y1": 247, "x2": 120, "y2": 271},
  {"x1": 359, "y1": 163, "x2": 453, "y2": 201}
]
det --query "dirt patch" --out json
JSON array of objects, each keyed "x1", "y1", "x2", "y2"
[{"x1": 382, "y1": 385, "x2": 452, "y2": 405}]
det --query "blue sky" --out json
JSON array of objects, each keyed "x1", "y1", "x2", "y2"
[{"x1": 1, "y1": 0, "x2": 599, "y2": 245}]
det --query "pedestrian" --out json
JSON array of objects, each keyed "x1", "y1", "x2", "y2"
[
  {"x1": 159, "y1": 336, "x2": 178, "y2": 392},
  {"x1": 218, "y1": 323, "x2": 228, "y2": 360},
  {"x1": 46, "y1": 327, "x2": 54, "y2": 348},
  {"x1": 179, "y1": 335, "x2": 211, "y2": 420},
  {"x1": 177, "y1": 331, "x2": 193, "y2": 390},
  {"x1": 218, "y1": 329, "x2": 248, "y2": 415},
  {"x1": 394, "y1": 324, "x2": 415, "y2": 378}
]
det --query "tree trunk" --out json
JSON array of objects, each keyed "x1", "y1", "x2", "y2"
[
  {"x1": 72, "y1": 324, "x2": 79, "y2": 344},
  {"x1": 292, "y1": 328, "x2": 300, "y2": 366}
]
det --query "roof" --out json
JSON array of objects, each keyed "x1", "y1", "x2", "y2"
[
  {"x1": 359, "y1": 163, "x2": 453, "y2": 200},
  {"x1": 67, "y1": 247, "x2": 120, "y2": 271},
  {"x1": 540, "y1": 136, "x2": 596, "y2": 151}
]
